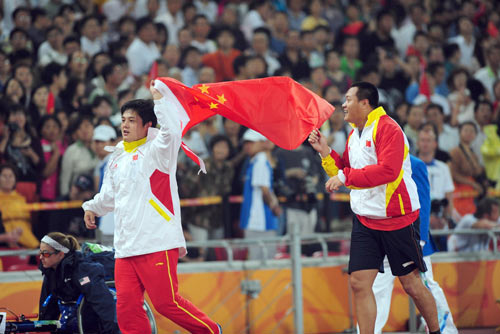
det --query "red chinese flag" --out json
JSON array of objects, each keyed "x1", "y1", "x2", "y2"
[
  {"x1": 419, "y1": 71, "x2": 431, "y2": 101},
  {"x1": 46, "y1": 91, "x2": 55, "y2": 114},
  {"x1": 155, "y1": 76, "x2": 334, "y2": 150},
  {"x1": 146, "y1": 60, "x2": 158, "y2": 88}
]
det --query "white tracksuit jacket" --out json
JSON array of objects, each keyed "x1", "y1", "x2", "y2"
[{"x1": 82, "y1": 81, "x2": 187, "y2": 258}]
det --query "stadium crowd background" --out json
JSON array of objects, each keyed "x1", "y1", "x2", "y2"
[{"x1": 0, "y1": 0, "x2": 499, "y2": 261}]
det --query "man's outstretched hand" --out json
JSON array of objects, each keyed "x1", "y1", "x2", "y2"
[
  {"x1": 308, "y1": 129, "x2": 330, "y2": 158},
  {"x1": 150, "y1": 80, "x2": 163, "y2": 100}
]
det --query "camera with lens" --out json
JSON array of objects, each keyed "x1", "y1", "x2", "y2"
[
  {"x1": 7, "y1": 122, "x2": 20, "y2": 133},
  {"x1": 430, "y1": 198, "x2": 456, "y2": 229},
  {"x1": 431, "y1": 198, "x2": 448, "y2": 217}
]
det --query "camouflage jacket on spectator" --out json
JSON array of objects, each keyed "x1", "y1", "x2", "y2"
[{"x1": 181, "y1": 158, "x2": 234, "y2": 229}]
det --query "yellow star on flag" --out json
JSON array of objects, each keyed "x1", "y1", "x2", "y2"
[
  {"x1": 217, "y1": 94, "x2": 227, "y2": 104},
  {"x1": 209, "y1": 102, "x2": 218, "y2": 109},
  {"x1": 198, "y1": 84, "x2": 209, "y2": 94}
]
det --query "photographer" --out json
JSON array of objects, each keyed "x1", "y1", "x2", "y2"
[
  {"x1": 275, "y1": 141, "x2": 323, "y2": 251},
  {"x1": 43, "y1": 174, "x2": 96, "y2": 238},
  {"x1": 3, "y1": 104, "x2": 44, "y2": 187},
  {"x1": 38, "y1": 232, "x2": 119, "y2": 334}
]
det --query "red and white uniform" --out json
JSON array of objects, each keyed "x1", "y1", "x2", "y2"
[
  {"x1": 83, "y1": 83, "x2": 187, "y2": 259},
  {"x1": 322, "y1": 107, "x2": 420, "y2": 231},
  {"x1": 82, "y1": 79, "x2": 219, "y2": 334}
]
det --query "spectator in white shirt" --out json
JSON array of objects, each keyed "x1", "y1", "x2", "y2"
[
  {"x1": 417, "y1": 127, "x2": 455, "y2": 225},
  {"x1": 126, "y1": 17, "x2": 160, "y2": 77},
  {"x1": 190, "y1": 14, "x2": 217, "y2": 54},
  {"x1": 155, "y1": 0, "x2": 184, "y2": 46},
  {"x1": 180, "y1": 46, "x2": 203, "y2": 87},
  {"x1": 38, "y1": 26, "x2": 67, "y2": 66},
  {"x1": 474, "y1": 44, "x2": 500, "y2": 99},
  {"x1": 241, "y1": 0, "x2": 272, "y2": 42},
  {"x1": 448, "y1": 197, "x2": 499, "y2": 252},
  {"x1": 448, "y1": 16, "x2": 480, "y2": 71},
  {"x1": 391, "y1": 3, "x2": 427, "y2": 57},
  {"x1": 79, "y1": 15, "x2": 106, "y2": 57},
  {"x1": 194, "y1": 0, "x2": 218, "y2": 24},
  {"x1": 425, "y1": 103, "x2": 459, "y2": 153},
  {"x1": 447, "y1": 67, "x2": 475, "y2": 124},
  {"x1": 102, "y1": 0, "x2": 133, "y2": 25},
  {"x1": 249, "y1": 27, "x2": 280, "y2": 76}
]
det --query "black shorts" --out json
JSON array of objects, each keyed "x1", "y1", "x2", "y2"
[{"x1": 348, "y1": 215, "x2": 427, "y2": 276}]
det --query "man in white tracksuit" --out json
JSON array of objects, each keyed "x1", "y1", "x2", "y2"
[{"x1": 83, "y1": 80, "x2": 220, "y2": 334}]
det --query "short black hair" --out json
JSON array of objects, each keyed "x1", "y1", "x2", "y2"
[
  {"x1": 101, "y1": 63, "x2": 117, "y2": 81},
  {"x1": 135, "y1": 17, "x2": 154, "y2": 34},
  {"x1": 180, "y1": 46, "x2": 201, "y2": 67},
  {"x1": 31, "y1": 7, "x2": 47, "y2": 22},
  {"x1": 58, "y1": 4, "x2": 75, "y2": 16},
  {"x1": 409, "y1": 3, "x2": 425, "y2": 14},
  {"x1": 37, "y1": 114, "x2": 61, "y2": 138},
  {"x1": 118, "y1": 15, "x2": 135, "y2": 29},
  {"x1": 253, "y1": 27, "x2": 272, "y2": 41},
  {"x1": 9, "y1": 49, "x2": 33, "y2": 67},
  {"x1": 233, "y1": 54, "x2": 247, "y2": 75},
  {"x1": 44, "y1": 25, "x2": 62, "y2": 38},
  {"x1": 41, "y1": 62, "x2": 65, "y2": 85},
  {"x1": 63, "y1": 34, "x2": 81, "y2": 46},
  {"x1": 443, "y1": 43, "x2": 460, "y2": 60},
  {"x1": 92, "y1": 95, "x2": 112, "y2": 109},
  {"x1": 356, "y1": 65, "x2": 378, "y2": 82},
  {"x1": 12, "y1": 6, "x2": 30, "y2": 20},
  {"x1": 459, "y1": 120, "x2": 477, "y2": 134},
  {"x1": 13, "y1": 62, "x2": 31, "y2": 75},
  {"x1": 209, "y1": 134, "x2": 232, "y2": 152},
  {"x1": 418, "y1": 122, "x2": 438, "y2": 139},
  {"x1": 121, "y1": 99, "x2": 157, "y2": 128},
  {"x1": 192, "y1": 14, "x2": 209, "y2": 25},
  {"x1": 351, "y1": 81, "x2": 379, "y2": 108},
  {"x1": 427, "y1": 62, "x2": 444, "y2": 77},
  {"x1": 78, "y1": 14, "x2": 100, "y2": 34},
  {"x1": 9, "y1": 27, "x2": 29, "y2": 41},
  {"x1": 182, "y1": 2, "x2": 196, "y2": 13},
  {"x1": 118, "y1": 89, "x2": 132, "y2": 101},
  {"x1": 376, "y1": 8, "x2": 393, "y2": 23},
  {"x1": 474, "y1": 100, "x2": 492, "y2": 114},
  {"x1": 413, "y1": 30, "x2": 428, "y2": 42},
  {"x1": 474, "y1": 197, "x2": 499, "y2": 219},
  {"x1": 67, "y1": 114, "x2": 94, "y2": 136},
  {"x1": 0, "y1": 163, "x2": 18, "y2": 185},
  {"x1": 215, "y1": 25, "x2": 234, "y2": 39},
  {"x1": 426, "y1": 103, "x2": 444, "y2": 115},
  {"x1": 312, "y1": 24, "x2": 330, "y2": 34}
]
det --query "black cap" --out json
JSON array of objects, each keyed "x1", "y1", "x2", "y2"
[{"x1": 74, "y1": 174, "x2": 94, "y2": 191}]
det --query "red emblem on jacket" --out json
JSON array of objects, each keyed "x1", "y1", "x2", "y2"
[
  {"x1": 133, "y1": 154, "x2": 138, "y2": 161},
  {"x1": 366, "y1": 140, "x2": 371, "y2": 147}
]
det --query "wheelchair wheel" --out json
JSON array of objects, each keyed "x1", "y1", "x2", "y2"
[{"x1": 77, "y1": 281, "x2": 157, "y2": 334}]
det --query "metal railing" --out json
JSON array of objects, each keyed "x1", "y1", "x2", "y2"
[{"x1": 1, "y1": 228, "x2": 500, "y2": 333}]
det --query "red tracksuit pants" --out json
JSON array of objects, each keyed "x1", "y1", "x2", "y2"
[{"x1": 115, "y1": 248, "x2": 219, "y2": 334}]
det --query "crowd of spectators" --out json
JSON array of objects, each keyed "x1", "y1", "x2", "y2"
[{"x1": 0, "y1": 0, "x2": 499, "y2": 259}]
